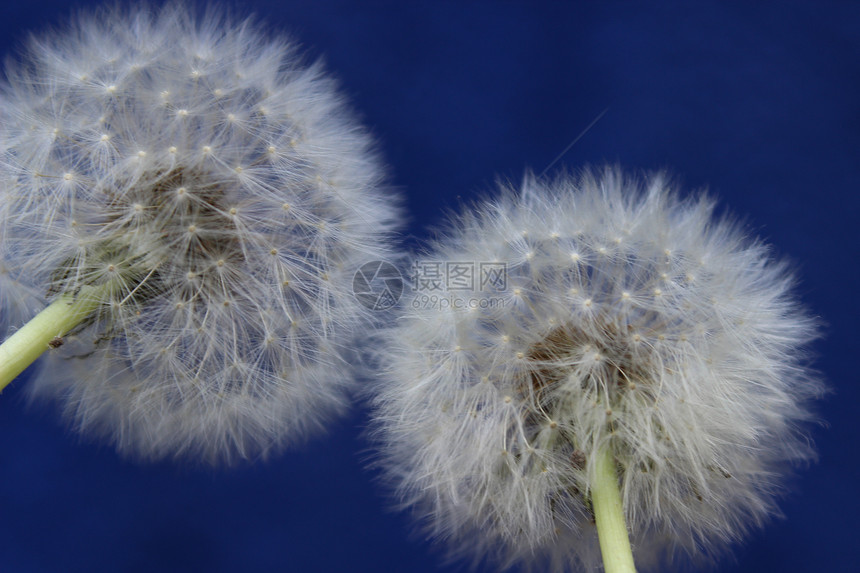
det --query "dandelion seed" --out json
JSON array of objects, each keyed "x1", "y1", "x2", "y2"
[
  {"x1": 370, "y1": 168, "x2": 822, "y2": 572},
  {"x1": 0, "y1": 4, "x2": 399, "y2": 465}
]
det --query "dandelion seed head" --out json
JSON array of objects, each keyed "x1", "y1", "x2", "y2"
[
  {"x1": 371, "y1": 168, "x2": 822, "y2": 571},
  {"x1": 0, "y1": 4, "x2": 399, "y2": 464}
]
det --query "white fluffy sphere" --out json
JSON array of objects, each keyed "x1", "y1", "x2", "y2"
[
  {"x1": 371, "y1": 168, "x2": 822, "y2": 571},
  {"x1": 0, "y1": 5, "x2": 399, "y2": 464}
]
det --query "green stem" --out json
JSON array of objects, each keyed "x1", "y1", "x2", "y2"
[
  {"x1": 0, "y1": 287, "x2": 101, "y2": 393},
  {"x1": 592, "y1": 446, "x2": 637, "y2": 573}
]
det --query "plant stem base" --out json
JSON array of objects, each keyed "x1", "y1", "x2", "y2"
[
  {"x1": 0, "y1": 288, "x2": 100, "y2": 393},
  {"x1": 591, "y1": 446, "x2": 637, "y2": 573}
]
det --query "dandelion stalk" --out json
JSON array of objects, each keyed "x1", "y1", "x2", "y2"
[
  {"x1": 591, "y1": 447, "x2": 636, "y2": 573},
  {"x1": 0, "y1": 287, "x2": 101, "y2": 393}
]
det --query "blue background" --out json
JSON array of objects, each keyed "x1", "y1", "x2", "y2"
[{"x1": 1, "y1": 1, "x2": 857, "y2": 572}]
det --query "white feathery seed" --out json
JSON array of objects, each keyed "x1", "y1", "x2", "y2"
[
  {"x1": 0, "y1": 4, "x2": 399, "y2": 464},
  {"x1": 371, "y1": 168, "x2": 822, "y2": 571}
]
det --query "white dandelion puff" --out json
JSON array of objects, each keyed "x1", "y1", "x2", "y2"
[
  {"x1": 0, "y1": 4, "x2": 400, "y2": 464},
  {"x1": 370, "y1": 168, "x2": 823, "y2": 571}
]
